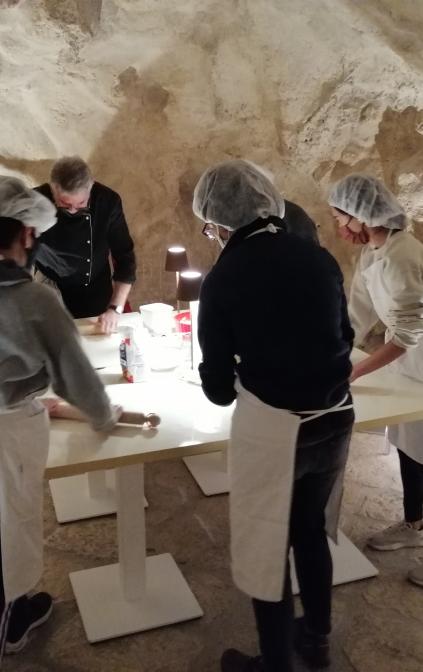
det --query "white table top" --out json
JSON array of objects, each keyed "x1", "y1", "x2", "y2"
[
  {"x1": 46, "y1": 335, "x2": 423, "y2": 478},
  {"x1": 47, "y1": 379, "x2": 234, "y2": 478},
  {"x1": 350, "y1": 349, "x2": 423, "y2": 431}
]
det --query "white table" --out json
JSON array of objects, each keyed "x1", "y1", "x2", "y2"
[
  {"x1": 49, "y1": 319, "x2": 146, "y2": 522},
  {"x1": 47, "y1": 345, "x2": 423, "y2": 641},
  {"x1": 46, "y1": 380, "x2": 234, "y2": 642},
  {"x1": 183, "y1": 349, "x2": 423, "y2": 493}
]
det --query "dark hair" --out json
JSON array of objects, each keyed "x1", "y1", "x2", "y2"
[
  {"x1": 0, "y1": 216, "x2": 24, "y2": 249},
  {"x1": 50, "y1": 156, "x2": 93, "y2": 193}
]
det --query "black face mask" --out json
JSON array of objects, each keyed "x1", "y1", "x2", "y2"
[
  {"x1": 57, "y1": 207, "x2": 91, "y2": 219},
  {"x1": 25, "y1": 238, "x2": 41, "y2": 270}
]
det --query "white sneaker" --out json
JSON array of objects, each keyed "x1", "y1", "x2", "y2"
[
  {"x1": 408, "y1": 564, "x2": 423, "y2": 588},
  {"x1": 367, "y1": 522, "x2": 423, "y2": 551}
]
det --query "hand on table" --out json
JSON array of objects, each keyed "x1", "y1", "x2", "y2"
[
  {"x1": 42, "y1": 398, "x2": 61, "y2": 415},
  {"x1": 97, "y1": 309, "x2": 119, "y2": 335},
  {"x1": 45, "y1": 400, "x2": 160, "y2": 429}
]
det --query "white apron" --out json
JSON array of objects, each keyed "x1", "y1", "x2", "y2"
[
  {"x1": 0, "y1": 399, "x2": 49, "y2": 602},
  {"x1": 230, "y1": 382, "x2": 352, "y2": 602},
  {"x1": 360, "y1": 251, "x2": 423, "y2": 465}
]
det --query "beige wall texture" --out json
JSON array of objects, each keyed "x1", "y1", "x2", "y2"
[{"x1": 2, "y1": 0, "x2": 423, "y2": 307}]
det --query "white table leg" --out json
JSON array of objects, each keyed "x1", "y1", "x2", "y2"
[
  {"x1": 290, "y1": 530, "x2": 378, "y2": 593},
  {"x1": 183, "y1": 446, "x2": 230, "y2": 496},
  {"x1": 49, "y1": 469, "x2": 148, "y2": 523},
  {"x1": 69, "y1": 464, "x2": 203, "y2": 643}
]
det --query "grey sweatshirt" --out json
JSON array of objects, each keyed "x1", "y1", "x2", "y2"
[{"x1": 0, "y1": 260, "x2": 116, "y2": 430}]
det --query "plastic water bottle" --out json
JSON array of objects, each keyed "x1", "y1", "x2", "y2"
[{"x1": 119, "y1": 326, "x2": 150, "y2": 383}]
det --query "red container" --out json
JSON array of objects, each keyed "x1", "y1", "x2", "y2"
[{"x1": 174, "y1": 310, "x2": 191, "y2": 334}]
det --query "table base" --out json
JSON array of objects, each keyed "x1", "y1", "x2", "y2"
[
  {"x1": 291, "y1": 530, "x2": 378, "y2": 593},
  {"x1": 49, "y1": 471, "x2": 148, "y2": 523},
  {"x1": 183, "y1": 452, "x2": 229, "y2": 496},
  {"x1": 70, "y1": 553, "x2": 203, "y2": 642}
]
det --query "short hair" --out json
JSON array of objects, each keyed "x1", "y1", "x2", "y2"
[
  {"x1": 50, "y1": 156, "x2": 93, "y2": 193},
  {"x1": 0, "y1": 216, "x2": 24, "y2": 249}
]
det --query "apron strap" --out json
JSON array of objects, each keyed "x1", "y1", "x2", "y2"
[{"x1": 293, "y1": 394, "x2": 353, "y2": 424}]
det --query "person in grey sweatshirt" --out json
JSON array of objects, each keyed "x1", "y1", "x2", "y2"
[{"x1": 0, "y1": 176, "x2": 121, "y2": 658}]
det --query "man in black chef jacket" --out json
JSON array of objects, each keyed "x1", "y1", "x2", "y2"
[{"x1": 35, "y1": 156, "x2": 136, "y2": 333}]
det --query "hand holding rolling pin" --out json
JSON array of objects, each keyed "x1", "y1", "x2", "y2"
[{"x1": 42, "y1": 398, "x2": 161, "y2": 429}]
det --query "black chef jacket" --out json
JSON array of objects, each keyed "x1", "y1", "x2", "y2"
[{"x1": 35, "y1": 182, "x2": 136, "y2": 318}]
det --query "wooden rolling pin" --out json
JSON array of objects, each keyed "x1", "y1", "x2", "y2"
[{"x1": 44, "y1": 400, "x2": 160, "y2": 428}]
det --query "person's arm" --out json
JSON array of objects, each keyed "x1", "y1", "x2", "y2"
[
  {"x1": 98, "y1": 194, "x2": 137, "y2": 333},
  {"x1": 98, "y1": 281, "x2": 132, "y2": 334},
  {"x1": 33, "y1": 288, "x2": 121, "y2": 431},
  {"x1": 348, "y1": 263, "x2": 379, "y2": 346},
  {"x1": 351, "y1": 257, "x2": 423, "y2": 381},
  {"x1": 350, "y1": 341, "x2": 405, "y2": 381},
  {"x1": 197, "y1": 276, "x2": 236, "y2": 406},
  {"x1": 341, "y1": 289, "x2": 355, "y2": 353}
]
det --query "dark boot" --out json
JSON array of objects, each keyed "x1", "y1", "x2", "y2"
[
  {"x1": 294, "y1": 617, "x2": 330, "y2": 668},
  {"x1": 221, "y1": 649, "x2": 265, "y2": 672}
]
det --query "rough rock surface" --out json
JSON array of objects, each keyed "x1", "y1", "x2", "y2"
[{"x1": 1, "y1": 0, "x2": 423, "y2": 305}]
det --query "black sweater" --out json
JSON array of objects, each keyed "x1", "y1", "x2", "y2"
[
  {"x1": 35, "y1": 182, "x2": 136, "y2": 318},
  {"x1": 198, "y1": 217, "x2": 353, "y2": 411}
]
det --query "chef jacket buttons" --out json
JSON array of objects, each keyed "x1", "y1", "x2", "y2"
[
  {"x1": 87, "y1": 258, "x2": 90, "y2": 262},
  {"x1": 87, "y1": 240, "x2": 90, "y2": 244}
]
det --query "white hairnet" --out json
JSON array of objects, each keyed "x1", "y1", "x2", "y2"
[
  {"x1": 193, "y1": 159, "x2": 285, "y2": 231},
  {"x1": 328, "y1": 174, "x2": 406, "y2": 229},
  {"x1": 0, "y1": 176, "x2": 56, "y2": 237}
]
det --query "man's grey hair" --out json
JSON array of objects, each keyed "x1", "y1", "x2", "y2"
[{"x1": 50, "y1": 156, "x2": 93, "y2": 193}]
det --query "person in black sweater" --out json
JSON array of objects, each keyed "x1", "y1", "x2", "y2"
[
  {"x1": 35, "y1": 156, "x2": 136, "y2": 332},
  {"x1": 193, "y1": 160, "x2": 354, "y2": 672}
]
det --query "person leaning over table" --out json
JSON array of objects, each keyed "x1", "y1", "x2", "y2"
[
  {"x1": 193, "y1": 159, "x2": 355, "y2": 672},
  {"x1": 0, "y1": 176, "x2": 122, "y2": 659},
  {"x1": 34, "y1": 156, "x2": 136, "y2": 334},
  {"x1": 329, "y1": 173, "x2": 423, "y2": 589}
]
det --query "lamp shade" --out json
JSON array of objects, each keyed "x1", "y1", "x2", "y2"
[
  {"x1": 177, "y1": 270, "x2": 203, "y2": 302},
  {"x1": 165, "y1": 246, "x2": 189, "y2": 272}
]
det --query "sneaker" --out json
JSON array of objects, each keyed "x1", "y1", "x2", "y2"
[
  {"x1": 367, "y1": 522, "x2": 423, "y2": 551},
  {"x1": 221, "y1": 649, "x2": 264, "y2": 672},
  {"x1": 294, "y1": 617, "x2": 330, "y2": 669},
  {"x1": 5, "y1": 592, "x2": 53, "y2": 654},
  {"x1": 408, "y1": 564, "x2": 423, "y2": 588}
]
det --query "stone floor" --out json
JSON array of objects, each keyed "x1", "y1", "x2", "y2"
[{"x1": 5, "y1": 432, "x2": 423, "y2": 672}]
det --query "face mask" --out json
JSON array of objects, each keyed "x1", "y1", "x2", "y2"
[
  {"x1": 216, "y1": 233, "x2": 226, "y2": 249},
  {"x1": 57, "y1": 207, "x2": 90, "y2": 219},
  {"x1": 338, "y1": 223, "x2": 369, "y2": 245},
  {"x1": 25, "y1": 238, "x2": 41, "y2": 270}
]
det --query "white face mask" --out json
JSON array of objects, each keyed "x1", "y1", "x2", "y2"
[{"x1": 216, "y1": 229, "x2": 226, "y2": 249}]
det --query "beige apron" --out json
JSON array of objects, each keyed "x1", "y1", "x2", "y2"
[
  {"x1": 0, "y1": 399, "x2": 49, "y2": 602},
  {"x1": 230, "y1": 382, "x2": 352, "y2": 602}
]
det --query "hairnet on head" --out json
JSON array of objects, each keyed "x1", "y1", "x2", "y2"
[
  {"x1": 328, "y1": 174, "x2": 406, "y2": 230},
  {"x1": 193, "y1": 159, "x2": 285, "y2": 231},
  {"x1": 0, "y1": 176, "x2": 56, "y2": 237}
]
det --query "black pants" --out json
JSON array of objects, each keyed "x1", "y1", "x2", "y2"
[
  {"x1": 252, "y1": 409, "x2": 354, "y2": 672},
  {"x1": 398, "y1": 449, "x2": 423, "y2": 523}
]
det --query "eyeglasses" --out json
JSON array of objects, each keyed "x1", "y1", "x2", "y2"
[{"x1": 202, "y1": 223, "x2": 217, "y2": 240}]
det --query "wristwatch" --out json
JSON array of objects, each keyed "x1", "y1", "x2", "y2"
[{"x1": 108, "y1": 304, "x2": 124, "y2": 314}]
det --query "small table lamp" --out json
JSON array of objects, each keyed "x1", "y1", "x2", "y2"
[
  {"x1": 177, "y1": 270, "x2": 203, "y2": 371},
  {"x1": 165, "y1": 246, "x2": 189, "y2": 309}
]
